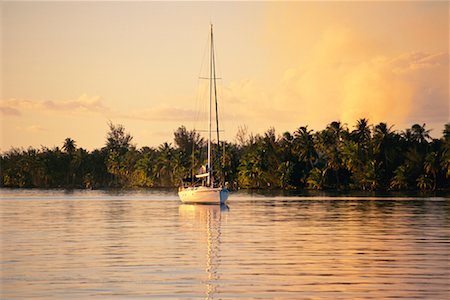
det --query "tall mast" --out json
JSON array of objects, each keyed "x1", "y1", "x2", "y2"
[
  {"x1": 207, "y1": 24, "x2": 213, "y2": 186},
  {"x1": 212, "y1": 25, "x2": 222, "y2": 185}
]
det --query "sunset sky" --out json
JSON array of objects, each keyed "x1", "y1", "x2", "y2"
[{"x1": 1, "y1": 1, "x2": 448, "y2": 151}]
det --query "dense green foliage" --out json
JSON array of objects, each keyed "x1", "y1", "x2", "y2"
[{"x1": 1, "y1": 120, "x2": 449, "y2": 191}]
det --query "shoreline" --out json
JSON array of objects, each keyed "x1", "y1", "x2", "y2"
[{"x1": 1, "y1": 186, "x2": 449, "y2": 198}]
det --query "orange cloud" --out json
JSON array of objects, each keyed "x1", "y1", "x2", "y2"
[
  {"x1": 0, "y1": 94, "x2": 110, "y2": 116},
  {"x1": 247, "y1": 1, "x2": 449, "y2": 134},
  {"x1": 218, "y1": 3, "x2": 449, "y2": 132},
  {"x1": 221, "y1": 19, "x2": 448, "y2": 134},
  {"x1": 16, "y1": 125, "x2": 47, "y2": 133},
  {"x1": 118, "y1": 106, "x2": 198, "y2": 122},
  {"x1": 0, "y1": 106, "x2": 21, "y2": 116}
]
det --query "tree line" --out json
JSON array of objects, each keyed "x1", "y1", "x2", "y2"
[{"x1": 1, "y1": 120, "x2": 449, "y2": 191}]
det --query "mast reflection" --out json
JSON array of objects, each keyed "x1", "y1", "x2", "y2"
[{"x1": 178, "y1": 204, "x2": 228, "y2": 299}]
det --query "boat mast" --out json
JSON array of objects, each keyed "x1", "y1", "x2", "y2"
[
  {"x1": 212, "y1": 24, "x2": 222, "y2": 186},
  {"x1": 207, "y1": 24, "x2": 213, "y2": 187}
]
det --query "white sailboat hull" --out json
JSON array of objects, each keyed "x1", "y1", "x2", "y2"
[{"x1": 178, "y1": 186, "x2": 229, "y2": 204}]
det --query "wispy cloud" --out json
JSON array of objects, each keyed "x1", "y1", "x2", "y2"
[
  {"x1": 0, "y1": 94, "x2": 110, "y2": 117},
  {"x1": 118, "y1": 106, "x2": 198, "y2": 122},
  {"x1": 16, "y1": 125, "x2": 47, "y2": 133},
  {"x1": 0, "y1": 93, "x2": 224, "y2": 123},
  {"x1": 42, "y1": 94, "x2": 109, "y2": 113},
  {"x1": 0, "y1": 106, "x2": 21, "y2": 116}
]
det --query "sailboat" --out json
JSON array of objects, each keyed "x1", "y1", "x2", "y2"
[{"x1": 178, "y1": 25, "x2": 230, "y2": 204}]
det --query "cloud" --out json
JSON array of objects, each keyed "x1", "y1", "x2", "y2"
[
  {"x1": 42, "y1": 94, "x2": 108, "y2": 113},
  {"x1": 279, "y1": 27, "x2": 447, "y2": 129},
  {"x1": 0, "y1": 94, "x2": 110, "y2": 116},
  {"x1": 0, "y1": 106, "x2": 21, "y2": 116},
  {"x1": 0, "y1": 93, "x2": 230, "y2": 125},
  {"x1": 119, "y1": 106, "x2": 198, "y2": 122},
  {"x1": 222, "y1": 79, "x2": 272, "y2": 119},
  {"x1": 248, "y1": 1, "x2": 449, "y2": 134},
  {"x1": 391, "y1": 52, "x2": 448, "y2": 74},
  {"x1": 221, "y1": 25, "x2": 448, "y2": 134},
  {"x1": 16, "y1": 125, "x2": 47, "y2": 133}
]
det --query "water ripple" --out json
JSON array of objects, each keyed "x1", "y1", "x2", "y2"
[{"x1": 1, "y1": 189, "x2": 449, "y2": 299}]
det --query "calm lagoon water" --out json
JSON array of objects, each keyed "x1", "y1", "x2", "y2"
[{"x1": 1, "y1": 189, "x2": 449, "y2": 299}]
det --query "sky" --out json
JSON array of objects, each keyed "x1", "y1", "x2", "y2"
[{"x1": 1, "y1": 1, "x2": 449, "y2": 151}]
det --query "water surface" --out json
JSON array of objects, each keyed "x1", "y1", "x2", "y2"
[{"x1": 1, "y1": 189, "x2": 449, "y2": 299}]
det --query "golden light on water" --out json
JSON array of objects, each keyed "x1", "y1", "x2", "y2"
[{"x1": 1, "y1": 190, "x2": 449, "y2": 298}]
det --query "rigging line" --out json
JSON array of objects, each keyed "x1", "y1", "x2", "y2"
[
  {"x1": 212, "y1": 30, "x2": 226, "y2": 148},
  {"x1": 193, "y1": 29, "x2": 211, "y2": 133},
  {"x1": 198, "y1": 29, "x2": 211, "y2": 79},
  {"x1": 218, "y1": 77, "x2": 225, "y2": 133},
  {"x1": 211, "y1": 25, "x2": 223, "y2": 185},
  {"x1": 214, "y1": 37, "x2": 224, "y2": 93},
  {"x1": 194, "y1": 76, "x2": 208, "y2": 134}
]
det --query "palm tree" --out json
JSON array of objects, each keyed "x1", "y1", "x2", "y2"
[
  {"x1": 352, "y1": 118, "x2": 371, "y2": 146},
  {"x1": 62, "y1": 138, "x2": 76, "y2": 155},
  {"x1": 373, "y1": 123, "x2": 394, "y2": 148},
  {"x1": 70, "y1": 148, "x2": 88, "y2": 186},
  {"x1": 306, "y1": 167, "x2": 326, "y2": 190},
  {"x1": 411, "y1": 123, "x2": 431, "y2": 145},
  {"x1": 401, "y1": 128, "x2": 413, "y2": 144},
  {"x1": 416, "y1": 175, "x2": 432, "y2": 190},
  {"x1": 424, "y1": 151, "x2": 440, "y2": 191},
  {"x1": 237, "y1": 136, "x2": 274, "y2": 188},
  {"x1": 87, "y1": 149, "x2": 108, "y2": 188},
  {"x1": 441, "y1": 123, "x2": 450, "y2": 178},
  {"x1": 444, "y1": 123, "x2": 450, "y2": 140},
  {"x1": 238, "y1": 150, "x2": 264, "y2": 188},
  {"x1": 293, "y1": 126, "x2": 318, "y2": 170},
  {"x1": 62, "y1": 138, "x2": 77, "y2": 186},
  {"x1": 132, "y1": 155, "x2": 154, "y2": 187},
  {"x1": 154, "y1": 142, "x2": 182, "y2": 186},
  {"x1": 277, "y1": 161, "x2": 293, "y2": 189},
  {"x1": 390, "y1": 165, "x2": 408, "y2": 190},
  {"x1": 351, "y1": 118, "x2": 372, "y2": 159},
  {"x1": 262, "y1": 128, "x2": 280, "y2": 187},
  {"x1": 359, "y1": 160, "x2": 379, "y2": 191},
  {"x1": 106, "y1": 150, "x2": 121, "y2": 186},
  {"x1": 278, "y1": 131, "x2": 295, "y2": 164},
  {"x1": 276, "y1": 131, "x2": 298, "y2": 189},
  {"x1": 373, "y1": 122, "x2": 400, "y2": 189},
  {"x1": 318, "y1": 121, "x2": 347, "y2": 188}
]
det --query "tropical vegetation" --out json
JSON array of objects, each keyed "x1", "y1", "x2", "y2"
[{"x1": 1, "y1": 120, "x2": 449, "y2": 192}]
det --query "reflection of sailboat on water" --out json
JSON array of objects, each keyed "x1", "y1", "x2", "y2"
[
  {"x1": 178, "y1": 24, "x2": 229, "y2": 204},
  {"x1": 179, "y1": 204, "x2": 228, "y2": 299}
]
